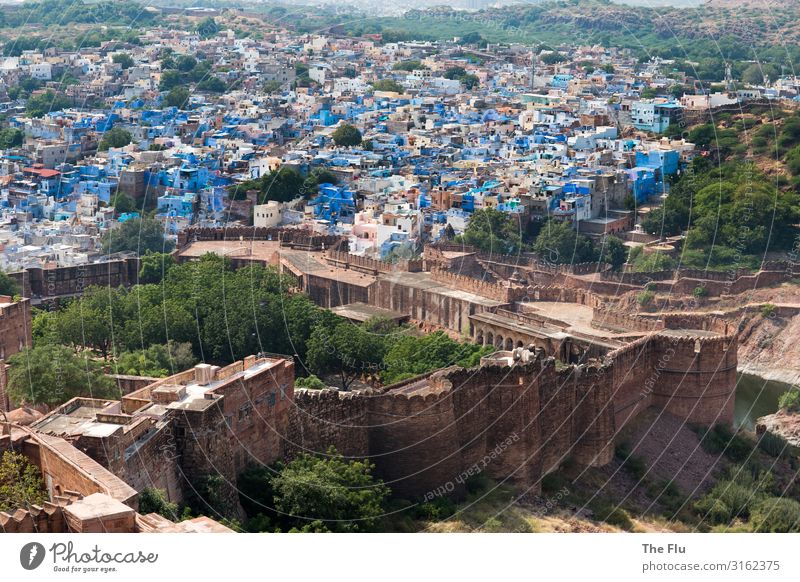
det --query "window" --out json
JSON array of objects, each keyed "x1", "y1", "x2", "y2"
[{"x1": 268, "y1": 391, "x2": 276, "y2": 406}]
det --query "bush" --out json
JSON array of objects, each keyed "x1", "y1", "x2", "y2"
[
  {"x1": 139, "y1": 487, "x2": 179, "y2": 520},
  {"x1": 779, "y1": 389, "x2": 800, "y2": 413},
  {"x1": 465, "y1": 473, "x2": 492, "y2": 495},
  {"x1": 592, "y1": 503, "x2": 634, "y2": 531},
  {"x1": 695, "y1": 481, "x2": 756, "y2": 524},
  {"x1": 692, "y1": 286, "x2": 709, "y2": 299},
  {"x1": 615, "y1": 442, "x2": 648, "y2": 480},
  {"x1": 541, "y1": 472, "x2": 568, "y2": 495},
  {"x1": 295, "y1": 374, "x2": 327, "y2": 390},
  {"x1": 637, "y1": 290, "x2": 655, "y2": 307},
  {"x1": 761, "y1": 303, "x2": 777, "y2": 318},
  {"x1": 415, "y1": 497, "x2": 456, "y2": 521},
  {"x1": 750, "y1": 497, "x2": 800, "y2": 532},
  {"x1": 0, "y1": 451, "x2": 48, "y2": 512},
  {"x1": 698, "y1": 424, "x2": 753, "y2": 462},
  {"x1": 757, "y1": 431, "x2": 789, "y2": 457}
]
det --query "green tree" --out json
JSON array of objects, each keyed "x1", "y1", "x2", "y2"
[
  {"x1": 6, "y1": 345, "x2": 117, "y2": 408},
  {"x1": 0, "y1": 269, "x2": 18, "y2": 296},
  {"x1": 259, "y1": 166, "x2": 305, "y2": 203},
  {"x1": 392, "y1": 60, "x2": 425, "y2": 71},
  {"x1": 632, "y1": 251, "x2": 676, "y2": 272},
  {"x1": 98, "y1": 126, "x2": 132, "y2": 151},
  {"x1": 332, "y1": 124, "x2": 362, "y2": 147},
  {"x1": 102, "y1": 217, "x2": 175, "y2": 255},
  {"x1": 196, "y1": 77, "x2": 226, "y2": 93},
  {"x1": 112, "y1": 53, "x2": 134, "y2": 69},
  {"x1": 306, "y1": 320, "x2": 387, "y2": 390},
  {"x1": 460, "y1": 74, "x2": 479, "y2": 90},
  {"x1": 159, "y1": 69, "x2": 182, "y2": 91},
  {"x1": 532, "y1": 219, "x2": 596, "y2": 264},
  {"x1": 0, "y1": 127, "x2": 24, "y2": 149},
  {"x1": 456, "y1": 208, "x2": 524, "y2": 254},
  {"x1": 295, "y1": 374, "x2": 327, "y2": 389},
  {"x1": 139, "y1": 251, "x2": 175, "y2": 284},
  {"x1": 196, "y1": 17, "x2": 220, "y2": 40},
  {"x1": 116, "y1": 341, "x2": 196, "y2": 377},
  {"x1": 270, "y1": 450, "x2": 390, "y2": 532},
  {"x1": 0, "y1": 451, "x2": 48, "y2": 512},
  {"x1": 139, "y1": 487, "x2": 180, "y2": 520},
  {"x1": 741, "y1": 63, "x2": 779, "y2": 85},
  {"x1": 382, "y1": 331, "x2": 493, "y2": 385},
  {"x1": 778, "y1": 389, "x2": 800, "y2": 413},
  {"x1": 163, "y1": 86, "x2": 190, "y2": 108},
  {"x1": 26, "y1": 90, "x2": 71, "y2": 117},
  {"x1": 599, "y1": 235, "x2": 627, "y2": 270},
  {"x1": 371, "y1": 79, "x2": 404, "y2": 93},
  {"x1": 110, "y1": 191, "x2": 136, "y2": 214},
  {"x1": 176, "y1": 55, "x2": 197, "y2": 72},
  {"x1": 443, "y1": 66, "x2": 467, "y2": 80}
]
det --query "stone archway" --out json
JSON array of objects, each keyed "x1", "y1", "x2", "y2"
[
  {"x1": 505, "y1": 337, "x2": 514, "y2": 350},
  {"x1": 476, "y1": 329, "x2": 484, "y2": 345},
  {"x1": 516, "y1": 340, "x2": 524, "y2": 348},
  {"x1": 487, "y1": 332, "x2": 494, "y2": 347},
  {"x1": 495, "y1": 334, "x2": 504, "y2": 349}
]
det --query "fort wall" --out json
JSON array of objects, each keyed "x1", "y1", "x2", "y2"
[
  {"x1": 10, "y1": 259, "x2": 140, "y2": 301},
  {"x1": 285, "y1": 323, "x2": 737, "y2": 499}
]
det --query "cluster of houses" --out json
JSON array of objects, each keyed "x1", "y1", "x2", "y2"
[{"x1": 2, "y1": 23, "x2": 797, "y2": 269}]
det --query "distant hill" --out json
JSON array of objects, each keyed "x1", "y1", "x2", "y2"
[{"x1": 335, "y1": 0, "x2": 800, "y2": 71}]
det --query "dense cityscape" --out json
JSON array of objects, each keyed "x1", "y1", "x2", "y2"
[{"x1": 1, "y1": 0, "x2": 800, "y2": 545}]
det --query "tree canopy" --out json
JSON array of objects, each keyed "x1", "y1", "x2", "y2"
[
  {"x1": 98, "y1": 126, "x2": 132, "y2": 151},
  {"x1": 332, "y1": 124, "x2": 362, "y2": 147},
  {"x1": 0, "y1": 451, "x2": 48, "y2": 512},
  {"x1": 0, "y1": 127, "x2": 24, "y2": 149},
  {"x1": 238, "y1": 449, "x2": 390, "y2": 532},
  {"x1": 101, "y1": 217, "x2": 175, "y2": 255},
  {"x1": 0, "y1": 269, "x2": 18, "y2": 296},
  {"x1": 455, "y1": 208, "x2": 524, "y2": 255},
  {"x1": 6, "y1": 345, "x2": 118, "y2": 408},
  {"x1": 532, "y1": 219, "x2": 596, "y2": 264}
]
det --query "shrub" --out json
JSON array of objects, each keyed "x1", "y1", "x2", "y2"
[
  {"x1": 415, "y1": 496, "x2": 456, "y2": 521},
  {"x1": 541, "y1": 472, "x2": 568, "y2": 495},
  {"x1": 139, "y1": 487, "x2": 179, "y2": 520},
  {"x1": 698, "y1": 424, "x2": 753, "y2": 462},
  {"x1": 0, "y1": 451, "x2": 48, "y2": 512},
  {"x1": 465, "y1": 473, "x2": 492, "y2": 495},
  {"x1": 695, "y1": 481, "x2": 756, "y2": 524},
  {"x1": 592, "y1": 503, "x2": 634, "y2": 531},
  {"x1": 637, "y1": 290, "x2": 655, "y2": 307},
  {"x1": 615, "y1": 442, "x2": 647, "y2": 480},
  {"x1": 295, "y1": 374, "x2": 327, "y2": 390},
  {"x1": 778, "y1": 389, "x2": 800, "y2": 413},
  {"x1": 750, "y1": 497, "x2": 800, "y2": 532},
  {"x1": 692, "y1": 286, "x2": 709, "y2": 299},
  {"x1": 761, "y1": 303, "x2": 777, "y2": 318},
  {"x1": 757, "y1": 431, "x2": 789, "y2": 457}
]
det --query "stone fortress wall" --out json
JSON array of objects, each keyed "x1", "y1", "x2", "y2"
[{"x1": 286, "y1": 311, "x2": 736, "y2": 498}]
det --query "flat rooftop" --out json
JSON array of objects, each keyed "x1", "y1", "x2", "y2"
[
  {"x1": 331, "y1": 302, "x2": 410, "y2": 323},
  {"x1": 31, "y1": 399, "x2": 125, "y2": 438},
  {"x1": 176, "y1": 239, "x2": 282, "y2": 262},
  {"x1": 378, "y1": 270, "x2": 506, "y2": 308}
]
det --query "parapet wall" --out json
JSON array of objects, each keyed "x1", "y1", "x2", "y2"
[
  {"x1": 326, "y1": 250, "x2": 423, "y2": 275},
  {"x1": 430, "y1": 267, "x2": 518, "y2": 303},
  {"x1": 177, "y1": 226, "x2": 342, "y2": 251},
  {"x1": 10, "y1": 258, "x2": 140, "y2": 300},
  {"x1": 592, "y1": 308, "x2": 664, "y2": 332}
]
